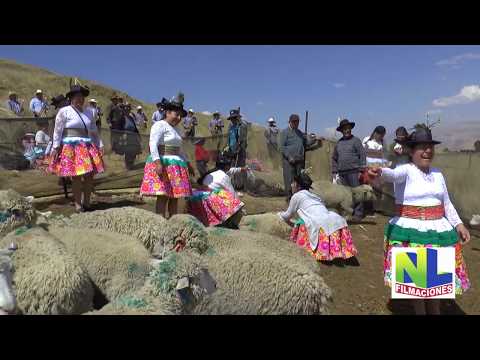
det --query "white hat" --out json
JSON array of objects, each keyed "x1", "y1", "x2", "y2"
[
  {"x1": 35, "y1": 89, "x2": 43, "y2": 94},
  {"x1": 137, "y1": 106, "x2": 142, "y2": 110},
  {"x1": 89, "y1": 98, "x2": 97, "y2": 103},
  {"x1": 188, "y1": 108, "x2": 194, "y2": 113},
  {"x1": 267, "y1": 117, "x2": 275, "y2": 123}
]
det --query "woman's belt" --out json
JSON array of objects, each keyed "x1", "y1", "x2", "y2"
[
  {"x1": 63, "y1": 128, "x2": 88, "y2": 137},
  {"x1": 396, "y1": 205, "x2": 445, "y2": 220},
  {"x1": 158, "y1": 145, "x2": 180, "y2": 155}
]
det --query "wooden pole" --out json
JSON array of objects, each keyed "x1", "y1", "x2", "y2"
[{"x1": 303, "y1": 110, "x2": 309, "y2": 169}]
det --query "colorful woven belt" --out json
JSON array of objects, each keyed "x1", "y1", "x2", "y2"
[
  {"x1": 158, "y1": 145, "x2": 180, "y2": 155},
  {"x1": 396, "y1": 205, "x2": 445, "y2": 220}
]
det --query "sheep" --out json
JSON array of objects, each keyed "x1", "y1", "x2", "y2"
[
  {"x1": 310, "y1": 180, "x2": 376, "y2": 218},
  {"x1": 86, "y1": 251, "x2": 216, "y2": 315},
  {"x1": 0, "y1": 190, "x2": 37, "y2": 238},
  {"x1": 239, "y1": 212, "x2": 292, "y2": 240},
  {"x1": 151, "y1": 214, "x2": 210, "y2": 259},
  {"x1": 49, "y1": 207, "x2": 168, "y2": 252},
  {"x1": 0, "y1": 248, "x2": 16, "y2": 315},
  {"x1": 47, "y1": 225, "x2": 153, "y2": 303},
  {"x1": 0, "y1": 227, "x2": 94, "y2": 315},
  {"x1": 193, "y1": 227, "x2": 332, "y2": 315}
]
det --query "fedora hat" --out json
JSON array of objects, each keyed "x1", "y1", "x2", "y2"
[
  {"x1": 405, "y1": 125, "x2": 441, "y2": 146},
  {"x1": 267, "y1": 117, "x2": 275, "y2": 123},
  {"x1": 66, "y1": 84, "x2": 90, "y2": 98},
  {"x1": 35, "y1": 89, "x2": 43, "y2": 95},
  {"x1": 88, "y1": 98, "x2": 97, "y2": 103},
  {"x1": 227, "y1": 108, "x2": 241, "y2": 120},
  {"x1": 336, "y1": 118, "x2": 355, "y2": 132},
  {"x1": 163, "y1": 93, "x2": 187, "y2": 117}
]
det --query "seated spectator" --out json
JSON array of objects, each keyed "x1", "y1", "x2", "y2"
[{"x1": 6, "y1": 91, "x2": 24, "y2": 115}]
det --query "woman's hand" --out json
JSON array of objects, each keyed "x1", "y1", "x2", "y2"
[
  {"x1": 154, "y1": 161, "x2": 163, "y2": 176},
  {"x1": 456, "y1": 224, "x2": 471, "y2": 244},
  {"x1": 188, "y1": 163, "x2": 195, "y2": 177},
  {"x1": 50, "y1": 148, "x2": 59, "y2": 161},
  {"x1": 368, "y1": 167, "x2": 382, "y2": 178}
]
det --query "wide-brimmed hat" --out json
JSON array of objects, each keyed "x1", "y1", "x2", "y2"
[
  {"x1": 8, "y1": 91, "x2": 17, "y2": 96},
  {"x1": 110, "y1": 93, "x2": 120, "y2": 100},
  {"x1": 193, "y1": 138, "x2": 206, "y2": 145},
  {"x1": 404, "y1": 126, "x2": 441, "y2": 146},
  {"x1": 35, "y1": 89, "x2": 43, "y2": 95},
  {"x1": 137, "y1": 106, "x2": 142, "y2": 110},
  {"x1": 188, "y1": 108, "x2": 194, "y2": 113},
  {"x1": 163, "y1": 93, "x2": 187, "y2": 117},
  {"x1": 66, "y1": 84, "x2": 90, "y2": 98},
  {"x1": 336, "y1": 118, "x2": 356, "y2": 132},
  {"x1": 88, "y1": 98, "x2": 97, "y2": 103},
  {"x1": 50, "y1": 94, "x2": 67, "y2": 109},
  {"x1": 267, "y1": 117, "x2": 276, "y2": 123},
  {"x1": 227, "y1": 108, "x2": 241, "y2": 120}
]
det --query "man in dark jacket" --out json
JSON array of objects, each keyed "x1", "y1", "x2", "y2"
[
  {"x1": 106, "y1": 93, "x2": 125, "y2": 154},
  {"x1": 331, "y1": 118, "x2": 367, "y2": 221},
  {"x1": 226, "y1": 108, "x2": 248, "y2": 191},
  {"x1": 279, "y1": 114, "x2": 322, "y2": 199}
]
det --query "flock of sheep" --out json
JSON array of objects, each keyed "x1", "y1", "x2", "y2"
[{"x1": 0, "y1": 189, "x2": 336, "y2": 315}]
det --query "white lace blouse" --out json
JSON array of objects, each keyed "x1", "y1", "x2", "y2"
[
  {"x1": 52, "y1": 105, "x2": 103, "y2": 149},
  {"x1": 381, "y1": 163, "x2": 462, "y2": 229},
  {"x1": 149, "y1": 120, "x2": 188, "y2": 162}
]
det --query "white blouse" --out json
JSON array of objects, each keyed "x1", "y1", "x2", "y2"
[
  {"x1": 381, "y1": 164, "x2": 462, "y2": 229},
  {"x1": 362, "y1": 136, "x2": 388, "y2": 166},
  {"x1": 202, "y1": 170, "x2": 237, "y2": 197},
  {"x1": 52, "y1": 105, "x2": 103, "y2": 149},
  {"x1": 278, "y1": 190, "x2": 348, "y2": 251},
  {"x1": 149, "y1": 120, "x2": 188, "y2": 162}
]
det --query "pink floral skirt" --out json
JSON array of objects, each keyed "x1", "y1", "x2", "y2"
[
  {"x1": 140, "y1": 155, "x2": 192, "y2": 198},
  {"x1": 188, "y1": 189, "x2": 244, "y2": 226},
  {"x1": 290, "y1": 221, "x2": 357, "y2": 261},
  {"x1": 47, "y1": 141, "x2": 104, "y2": 177}
]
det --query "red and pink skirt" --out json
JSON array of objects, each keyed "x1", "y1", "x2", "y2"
[
  {"x1": 140, "y1": 155, "x2": 192, "y2": 198},
  {"x1": 187, "y1": 188, "x2": 244, "y2": 226},
  {"x1": 48, "y1": 140, "x2": 104, "y2": 177},
  {"x1": 290, "y1": 219, "x2": 358, "y2": 261}
]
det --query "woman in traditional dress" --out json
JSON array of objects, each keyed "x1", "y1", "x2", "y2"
[
  {"x1": 140, "y1": 93, "x2": 195, "y2": 218},
  {"x1": 48, "y1": 84, "x2": 104, "y2": 212},
  {"x1": 188, "y1": 155, "x2": 246, "y2": 228},
  {"x1": 278, "y1": 171, "x2": 358, "y2": 263},
  {"x1": 369, "y1": 125, "x2": 470, "y2": 315}
]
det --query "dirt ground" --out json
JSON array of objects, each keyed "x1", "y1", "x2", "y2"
[{"x1": 34, "y1": 190, "x2": 480, "y2": 315}]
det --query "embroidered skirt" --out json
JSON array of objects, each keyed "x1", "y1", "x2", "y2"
[
  {"x1": 140, "y1": 154, "x2": 192, "y2": 198},
  {"x1": 47, "y1": 138, "x2": 104, "y2": 177},
  {"x1": 187, "y1": 188, "x2": 244, "y2": 226},
  {"x1": 290, "y1": 219, "x2": 357, "y2": 261}
]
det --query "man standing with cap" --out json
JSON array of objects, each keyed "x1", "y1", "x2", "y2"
[
  {"x1": 29, "y1": 90, "x2": 49, "y2": 117},
  {"x1": 6, "y1": 91, "x2": 24, "y2": 115},
  {"x1": 279, "y1": 114, "x2": 322, "y2": 199},
  {"x1": 183, "y1": 109, "x2": 198, "y2": 138},
  {"x1": 135, "y1": 106, "x2": 148, "y2": 128},
  {"x1": 106, "y1": 93, "x2": 125, "y2": 154},
  {"x1": 209, "y1": 111, "x2": 224, "y2": 150},
  {"x1": 264, "y1": 117, "x2": 280, "y2": 167},
  {"x1": 226, "y1": 108, "x2": 248, "y2": 191},
  {"x1": 152, "y1": 101, "x2": 165, "y2": 124},
  {"x1": 331, "y1": 118, "x2": 366, "y2": 222}
]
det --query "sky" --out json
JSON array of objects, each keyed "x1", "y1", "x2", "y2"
[{"x1": 1, "y1": 45, "x2": 479, "y2": 147}]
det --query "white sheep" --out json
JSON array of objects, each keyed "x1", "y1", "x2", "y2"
[
  {"x1": 0, "y1": 248, "x2": 16, "y2": 315},
  {"x1": 0, "y1": 190, "x2": 37, "y2": 238},
  {"x1": 194, "y1": 227, "x2": 332, "y2": 315},
  {"x1": 470, "y1": 214, "x2": 480, "y2": 227}
]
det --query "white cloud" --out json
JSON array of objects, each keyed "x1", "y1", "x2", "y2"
[
  {"x1": 433, "y1": 85, "x2": 480, "y2": 107},
  {"x1": 256, "y1": 101, "x2": 264, "y2": 106},
  {"x1": 436, "y1": 53, "x2": 480, "y2": 67},
  {"x1": 333, "y1": 83, "x2": 345, "y2": 89},
  {"x1": 201, "y1": 111, "x2": 212, "y2": 115}
]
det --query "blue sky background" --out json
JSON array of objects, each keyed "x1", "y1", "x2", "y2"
[{"x1": 1, "y1": 45, "x2": 479, "y2": 146}]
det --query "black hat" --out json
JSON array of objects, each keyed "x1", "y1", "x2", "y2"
[
  {"x1": 227, "y1": 108, "x2": 241, "y2": 120},
  {"x1": 216, "y1": 154, "x2": 231, "y2": 168},
  {"x1": 405, "y1": 125, "x2": 441, "y2": 146},
  {"x1": 66, "y1": 84, "x2": 90, "y2": 99},
  {"x1": 293, "y1": 171, "x2": 313, "y2": 190},
  {"x1": 336, "y1": 118, "x2": 356, "y2": 132},
  {"x1": 50, "y1": 94, "x2": 67, "y2": 109},
  {"x1": 163, "y1": 93, "x2": 187, "y2": 117},
  {"x1": 156, "y1": 98, "x2": 167, "y2": 108}
]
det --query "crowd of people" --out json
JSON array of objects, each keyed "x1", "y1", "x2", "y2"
[{"x1": 3, "y1": 83, "x2": 472, "y2": 316}]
